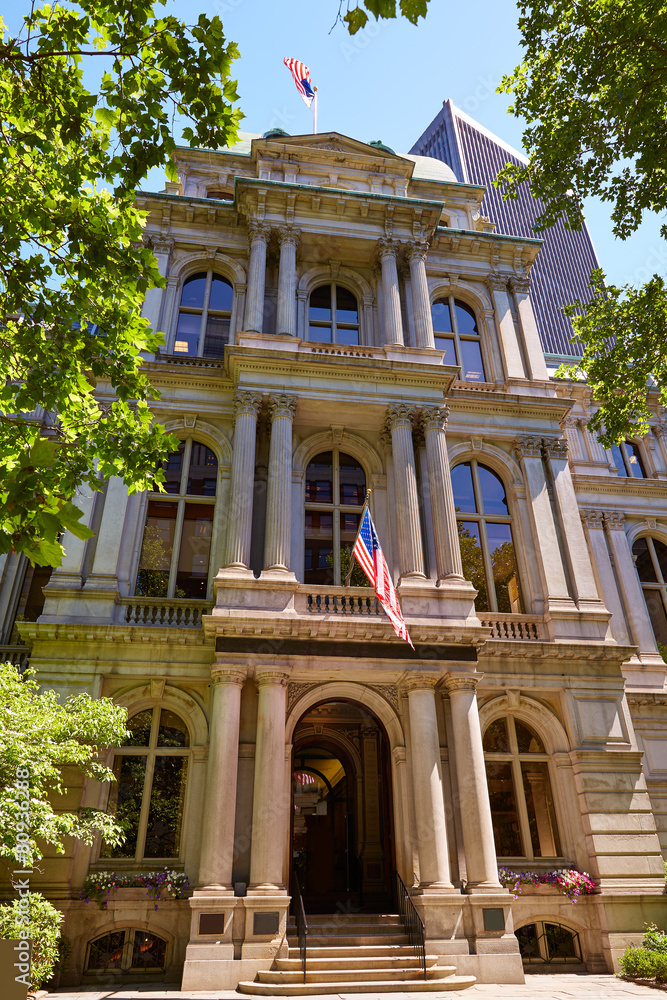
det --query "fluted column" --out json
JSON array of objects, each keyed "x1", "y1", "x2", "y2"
[
  {"x1": 249, "y1": 670, "x2": 289, "y2": 891},
  {"x1": 276, "y1": 227, "x2": 299, "y2": 337},
  {"x1": 385, "y1": 404, "x2": 425, "y2": 580},
  {"x1": 225, "y1": 391, "x2": 262, "y2": 569},
  {"x1": 405, "y1": 675, "x2": 453, "y2": 889},
  {"x1": 406, "y1": 242, "x2": 434, "y2": 349},
  {"x1": 198, "y1": 666, "x2": 247, "y2": 888},
  {"x1": 444, "y1": 674, "x2": 501, "y2": 891},
  {"x1": 377, "y1": 239, "x2": 404, "y2": 346},
  {"x1": 603, "y1": 512, "x2": 660, "y2": 654},
  {"x1": 509, "y1": 275, "x2": 549, "y2": 381},
  {"x1": 580, "y1": 511, "x2": 631, "y2": 645},
  {"x1": 485, "y1": 272, "x2": 525, "y2": 379},
  {"x1": 244, "y1": 222, "x2": 270, "y2": 333},
  {"x1": 83, "y1": 476, "x2": 129, "y2": 591},
  {"x1": 264, "y1": 393, "x2": 297, "y2": 572},
  {"x1": 421, "y1": 406, "x2": 464, "y2": 581}
]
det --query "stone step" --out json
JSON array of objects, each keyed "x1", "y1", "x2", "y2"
[
  {"x1": 258, "y1": 965, "x2": 457, "y2": 984},
  {"x1": 237, "y1": 975, "x2": 477, "y2": 995},
  {"x1": 289, "y1": 913, "x2": 401, "y2": 926},
  {"x1": 276, "y1": 955, "x2": 441, "y2": 972},
  {"x1": 288, "y1": 944, "x2": 417, "y2": 960},
  {"x1": 290, "y1": 934, "x2": 410, "y2": 947},
  {"x1": 289, "y1": 922, "x2": 403, "y2": 936}
]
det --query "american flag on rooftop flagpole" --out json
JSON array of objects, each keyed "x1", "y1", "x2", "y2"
[
  {"x1": 284, "y1": 57, "x2": 316, "y2": 108},
  {"x1": 352, "y1": 507, "x2": 414, "y2": 649}
]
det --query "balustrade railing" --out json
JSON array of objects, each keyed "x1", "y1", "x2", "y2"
[
  {"x1": 479, "y1": 615, "x2": 542, "y2": 640},
  {"x1": 0, "y1": 645, "x2": 30, "y2": 670},
  {"x1": 117, "y1": 599, "x2": 213, "y2": 628},
  {"x1": 393, "y1": 871, "x2": 426, "y2": 980},
  {"x1": 306, "y1": 590, "x2": 381, "y2": 616},
  {"x1": 291, "y1": 872, "x2": 308, "y2": 984}
]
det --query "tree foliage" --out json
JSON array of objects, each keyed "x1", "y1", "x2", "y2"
[
  {"x1": 497, "y1": 0, "x2": 667, "y2": 439},
  {"x1": 336, "y1": 0, "x2": 429, "y2": 35},
  {"x1": 0, "y1": 892, "x2": 63, "y2": 990},
  {"x1": 0, "y1": 1, "x2": 242, "y2": 566}
]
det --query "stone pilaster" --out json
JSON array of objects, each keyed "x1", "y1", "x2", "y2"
[
  {"x1": 484, "y1": 272, "x2": 525, "y2": 379},
  {"x1": 263, "y1": 394, "x2": 297, "y2": 572},
  {"x1": 405, "y1": 675, "x2": 453, "y2": 890},
  {"x1": 444, "y1": 674, "x2": 501, "y2": 891},
  {"x1": 83, "y1": 476, "x2": 129, "y2": 593},
  {"x1": 198, "y1": 666, "x2": 247, "y2": 889},
  {"x1": 385, "y1": 404, "x2": 425, "y2": 580},
  {"x1": 249, "y1": 670, "x2": 290, "y2": 892},
  {"x1": 405, "y1": 242, "x2": 435, "y2": 349},
  {"x1": 244, "y1": 222, "x2": 270, "y2": 333},
  {"x1": 377, "y1": 239, "x2": 404, "y2": 346},
  {"x1": 603, "y1": 512, "x2": 661, "y2": 655},
  {"x1": 509, "y1": 274, "x2": 550, "y2": 381},
  {"x1": 141, "y1": 235, "x2": 174, "y2": 336},
  {"x1": 225, "y1": 391, "x2": 262, "y2": 570},
  {"x1": 579, "y1": 511, "x2": 631, "y2": 646},
  {"x1": 275, "y1": 227, "x2": 299, "y2": 337},
  {"x1": 420, "y1": 406, "x2": 464, "y2": 582}
]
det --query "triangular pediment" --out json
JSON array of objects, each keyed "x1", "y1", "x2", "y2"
[{"x1": 256, "y1": 131, "x2": 401, "y2": 161}]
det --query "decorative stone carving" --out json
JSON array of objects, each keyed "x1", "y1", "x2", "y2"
[
  {"x1": 580, "y1": 510, "x2": 605, "y2": 530},
  {"x1": 276, "y1": 225, "x2": 300, "y2": 250},
  {"x1": 211, "y1": 667, "x2": 247, "y2": 687},
  {"x1": 374, "y1": 684, "x2": 400, "y2": 712},
  {"x1": 385, "y1": 402, "x2": 416, "y2": 432},
  {"x1": 485, "y1": 272, "x2": 508, "y2": 293},
  {"x1": 376, "y1": 237, "x2": 401, "y2": 261},
  {"x1": 509, "y1": 275, "x2": 531, "y2": 294},
  {"x1": 255, "y1": 669, "x2": 290, "y2": 689},
  {"x1": 604, "y1": 512, "x2": 626, "y2": 531},
  {"x1": 444, "y1": 673, "x2": 480, "y2": 694},
  {"x1": 232, "y1": 390, "x2": 262, "y2": 425},
  {"x1": 144, "y1": 234, "x2": 175, "y2": 257},
  {"x1": 331, "y1": 424, "x2": 344, "y2": 445},
  {"x1": 514, "y1": 435, "x2": 543, "y2": 459},
  {"x1": 247, "y1": 220, "x2": 270, "y2": 244},
  {"x1": 404, "y1": 241, "x2": 429, "y2": 264},
  {"x1": 402, "y1": 673, "x2": 440, "y2": 693},
  {"x1": 183, "y1": 414, "x2": 197, "y2": 429},
  {"x1": 286, "y1": 682, "x2": 318, "y2": 715},
  {"x1": 420, "y1": 405, "x2": 449, "y2": 434},
  {"x1": 267, "y1": 393, "x2": 297, "y2": 422},
  {"x1": 542, "y1": 436, "x2": 569, "y2": 460}
]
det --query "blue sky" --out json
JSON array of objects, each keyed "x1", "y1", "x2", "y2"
[{"x1": 6, "y1": 0, "x2": 665, "y2": 287}]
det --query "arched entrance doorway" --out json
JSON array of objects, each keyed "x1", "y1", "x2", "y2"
[{"x1": 291, "y1": 700, "x2": 394, "y2": 913}]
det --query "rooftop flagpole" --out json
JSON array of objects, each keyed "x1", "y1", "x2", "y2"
[
  {"x1": 313, "y1": 86, "x2": 318, "y2": 134},
  {"x1": 344, "y1": 489, "x2": 371, "y2": 587}
]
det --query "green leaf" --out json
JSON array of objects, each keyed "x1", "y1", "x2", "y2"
[{"x1": 344, "y1": 6, "x2": 369, "y2": 33}]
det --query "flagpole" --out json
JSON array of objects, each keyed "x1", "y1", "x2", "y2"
[
  {"x1": 312, "y1": 86, "x2": 318, "y2": 134},
  {"x1": 344, "y1": 488, "x2": 371, "y2": 587}
]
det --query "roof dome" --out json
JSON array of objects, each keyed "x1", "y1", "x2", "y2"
[
  {"x1": 262, "y1": 127, "x2": 291, "y2": 139},
  {"x1": 401, "y1": 153, "x2": 458, "y2": 183},
  {"x1": 369, "y1": 139, "x2": 396, "y2": 155}
]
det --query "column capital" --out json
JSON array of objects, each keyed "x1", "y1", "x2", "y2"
[
  {"x1": 542, "y1": 435, "x2": 568, "y2": 460},
  {"x1": 255, "y1": 668, "x2": 290, "y2": 688},
  {"x1": 420, "y1": 404, "x2": 450, "y2": 434},
  {"x1": 405, "y1": 240, "x2": 429, "y2": 264},
  {"x1": 267, "y1": 393, "x2": 297, "y2": 422},
  {"x1": 144, "y1": 234, "x2": 175, "y2": 257},
  {"x1": 484, "y1": 271, "x2": 508, "y2": 293},
  {"x1": 403, "y1": 672, "x2": 440, "y2": 693},
  {"x1": 513, "y1": 434, "x2": 543, "y2": 460},
  {"x1": 211, "y1": 666, "x2": 247, "y2": 688},
  {"x1": 604, "y1": 511, "x2": 626, "y2": 531},
  {"x1": 653, "y1": 421, "x2": 667, "y2": 440},
  {"x1": 233, "y1": 390, "x2": 262, "y2": 423},
  {"x1": 247, "y1": 220, "x2": 271, "y2": 244},
  {"x1": 444, "y1": 672, "x2": 480, "y2": 694},
  {"x1": 580, "y1": 509, "x2": 605, "y2": 530},
  {"x1": 385, "y1": 402, "x2": 416, "y2": 431},
  {"x1": 509, "y1": 274, "x2": 531, "y2": 295},
  {"x1": 376, "y1": 237, "x2": 401, "y2": 262},
  {"x1": 276, "y1": 225, "x2": 300, "y2": 249}
]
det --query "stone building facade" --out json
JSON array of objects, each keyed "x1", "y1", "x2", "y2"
[{"x1": 1, "y1": 128, "x2": 666, "y2": 990}]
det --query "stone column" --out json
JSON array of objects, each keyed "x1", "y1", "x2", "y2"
[
  {"x1": 264, "y1": 394, "x2": 297, "y2": 572},
  {"x1": 405, "y1": 675, "x2": 453, "y2": 889},
  {"x1": 421, "y1": 406, "x2": 464, "y2": 582},
  {"x1": 385, "y1": 404, "x2": 425, "y2": 580},
  {"x1": 444, "y1": 674, "x2": 500, "y2": 891},
  {"x1": 514, "y1": 435, "x2": 571, "y2": 606},
  {"x1": 604, "y1": 512, "x2": 660, "y2": 654},
  {"x1": 543, "y1": 436, "x2": 602, "y2": 607},
  {"x1": 377, "y1": 239, "x2": 404, "y2": 346},
  {"x1": 485, "y1": 273, "x2": 525, "y2": 379},
  {"x1": 580, "y1": 511, "x2": 631, "y2": 645},
  {"x1": 406, "y1": 242, "x2": 435, "y2": 349},
  {"x1": 509, "y1": 275, "x2": 550, "y2": 381},
  {"x1": 84, "y1": 476, "x2": 129, "y2": 591},
  {"x1": 225, "y1": 391, "x2": 262, "y2": 570},
  {"x1": 249, "y1": 670, "x2": 289, "y2": 892},
  {"x1": 276, "y1": 227, "x2": 299, "y2": 337},
  {"x1": 244, "y1": 222, "x2": 270, "y2": 334},
  {"x1": 141, "y1": 236, "x2": 174, "y2": 338},
  {"x1": 47, "y1": 485, "x2": 97, "y2": 590},
  {"x1": 198, "y1": 666, "x2": 247, "y2": 888}
]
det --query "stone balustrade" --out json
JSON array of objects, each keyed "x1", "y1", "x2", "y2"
[
  {"x1": 304, "y1": 588, "x2": 382, "y2": 616},
  {"x1": 118, "y1": 598, "x2": 213, "y2": 628},
  {"x1": 479, "y1": 614, "x2": 543, "y2": 640}
]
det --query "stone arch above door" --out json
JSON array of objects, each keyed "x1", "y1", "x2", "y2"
[{"x1": 286, "y1": 680, "x2": 404, "y2": 749}]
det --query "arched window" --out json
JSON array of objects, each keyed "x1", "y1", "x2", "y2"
[
  {"x1": 135, "y1": 439, "x2": 217, "y2": 600},
  {"x1": 516, "y1": 923, "x2": 582, "y2": 965},
  {"x1": 431, "y1": 296, "x2": 485, "y2": 381},
  {"x1": 632, "y1": 536, "x2": 667, "y2": 645},
  {"x1": 309, "y1": 284, "x2": 359, "y2": 345},
  {"x1": 451, "y1": 460, "x2": 522, "y2": 613},
  {"x1": 483, "y1": 716, "x2": 561, "y2": 860},
  {"x1": 304, "y1": 451, "x2": 366, "y2": 585},
  {"x1": 173, "y1": 271, "x2": 233, "y2": 358},
  {"x1": 611, "y1": 440, "x2": 646, "y2": 478},
  {"x1": 103, "y1": 706, "x2": 190, "y2": 861},
  {"x1": 85, "y1": 928, "x2": 167, "y2": 974}
]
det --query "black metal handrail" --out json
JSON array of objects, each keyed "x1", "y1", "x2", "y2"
[
  {"x1": 394, "y1": 870, "x2": 426, "y2": 980},
  {"x1": 292, "y1": 871, "x2": 308, "y2": 984}
]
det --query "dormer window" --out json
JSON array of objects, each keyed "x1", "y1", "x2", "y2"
[
  {"x1": 173, "y1": 271, "x2": 233, "y2": 358},
  {"x1": 309, "y1": 284, "x2": 359, "y2": 345},
  {"x1": 431, "y1": 296, "x2": 486, "y2": 382}
]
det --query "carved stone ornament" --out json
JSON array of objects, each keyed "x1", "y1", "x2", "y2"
[
  {"x1": 385, "y1": 402, "x2": 416, "y2": 432},
  {"x1": 514, "y1": 435, "x2": 543, "y2": 460},
  {"x1": 444, "y1": 673, "x2": 480, "y2": 694},
  {"x1": 373, "y1": 684, "x2": 400, "y2": 713},
  {"x1": 183, "y1": 414, "x2": 198, "y2": 429},
  {"x1": 268, "y1": 393, "x2": 298, "y2": 422},
  {"x1": 287, "y1": 682, "x2": 318, "y2": 715},
  {"x1": 542, "y1": 436, "x2": 569, "y2": 460},
  {"x1": 247, "y1": 220, "x2": 271, "y2": 244},
  {"x1": 255, "y1": 669, "x2": 290, "y2": 689},
  {"x1": 151, "y1": 677, "x2": 166, "y2": 700},
  {"x1": 653, "y1": 422, "x2": 667, "y2": 440},
  {"x1": 646, "y1": 517, "x2": 658, "y2": 530},
  {"x1": 232, "y1": 390, "x2": 262, "y2": 424},
  {"x1": 580, "y1": 510, "x2": 604, "y2": 530},
  {"x1": 404, "y1": 241, "x2": 429, "y2": 264},
  {"x1": 484, "y1": 272, "x2": 508, "y2": 293},
  {"x1": 211, "y1": 667, "x2": 247, "y2": 687},
  {"x1": 604, "y1": 511, "x2": 626, "y2": 531},
  {"x1": 331, "y1": 424, "x2": 344, "y2": 445},
  {"x1": 402, "y1": 673, "x2": 440, "y2": 693},
  {"x1": 276, "y1": 226, "x2": 300, "y2": 250},
  {"x1": 509, "y1": 274, "x2": 531, "y2": 295},
  {"x1": 144, "y1": 234, "x2": 175, "y2": 257},
  {"x1": 376, "y1": 237, "x2": 401, "y2": 262},
  {"x1": 420, "y1": 405, "x2": 450, "y2": 435}
]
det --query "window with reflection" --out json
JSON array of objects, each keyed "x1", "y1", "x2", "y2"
[
  {"x1": 135, "y1": 438, "x2": 217, "y2": 599},
  {"x1": 632, "y1": 536, "x2": 667, "y2": 645},
  {"x1": 85, "y1": 928, "x2": 167, "y2": 974},
  {"x1": 173, "y1": 270, "x2": 233, "y2": 358},
  {"x1": 611, "y1": 440, "x2": 646, "y2": 478},
  {"x1": 516, "y1": 923, "x2": 581, "y2": 965},
  {"x1": 431, "y1": 296, "x2": 486, "y2": 381},
  {"x1": 483, "y1": 716, "x2": 561, "y2": 860},
  {"x1": 304, "y1": 450, "x2": 368, "y2": 585},
  {"x1": 309, "y1": 284, "x2": 360, "y2": 345},
  {"x1": 103, "y1": 706, "x2": 190, "y2": 862},
  {"x1": 451, "y1": 461, "x2": 522, "y2": 613}
]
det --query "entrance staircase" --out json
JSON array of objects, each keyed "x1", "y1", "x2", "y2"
[{"x1": 237, "y1": 913, "x2": 476, "y2": 995}]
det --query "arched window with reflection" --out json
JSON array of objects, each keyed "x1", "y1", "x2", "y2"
[
  {"x1": 135, "y1": 439, "x2": 218, "y2": 599},
  {"x1": 103, "y1": 706, "x2": 190, "y2": 861},
  {"x1": 173, "y1": 271, "x2": 233, "y2": 358},
  {"x1": 451, "y1": 461, "x2": 522, "y2": 613},
  {"x1": 632, "y1": 536, "x2": 667, "y2": 645},
  {"x1": 309, "y1": 284, "x2": 360, "y2": 345},
  {"x1": 483, "y1": 716, "x2": 562, "y2": 860},
  {"x1": 304, "y1": 451, "x2": 367, "y2": 585},
  {"x1": 86, "y1": 928, "x2": 168, "y2": 974},
  {"x1": 431, "y1": 296, "x2": 486, "y2": 381},
  {"x1": 611, "y1": 440, "x2": 646, "y2": 478}
]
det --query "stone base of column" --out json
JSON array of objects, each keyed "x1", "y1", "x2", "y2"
[
  {"x1": 397, "y1": 578, "x2": 481, "y2": 626},
  {"x1": 241, "y1": 894, "x2": 290, "y2": 959},
  {"x1": 545, "y1": 602, "x2": 613, "y2": 642},
  {"x1": 383, "y1": 344, "x2": 449, "y2": 366},
  {"x1": 413, "y1": 880, "x2": 457, "y2": 894},
  {"x1": 40, "y1": 583, "x2": 117, "y2": 623},
  {"x1": 258, "y1": 567, "x2": 298, "y2": 581},
  {"x1": 463, "y1": 880, "x2": 505, "y2": 894},
  {"x1": 237, "y1": 331, "x2": 301, "y2": 352}
]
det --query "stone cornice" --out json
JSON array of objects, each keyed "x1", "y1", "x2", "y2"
[{"x1": 572, "y1": 472, "x2": 667, "y2": 499}]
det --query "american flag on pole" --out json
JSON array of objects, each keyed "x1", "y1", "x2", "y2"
[
  {"x1": 352, "y1": 507, "x2": 414, "y2": 648},
  {"x1": 284, "y1": 57, "x2": 315, "y2": 108}
]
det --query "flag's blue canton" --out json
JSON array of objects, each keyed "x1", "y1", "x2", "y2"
[
  {"x1": 302, "y1": 79, "x2": 315, "y2": 99},
  {"x1": 359, "y1": 509, "x2": 376, "y2": 552}
]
